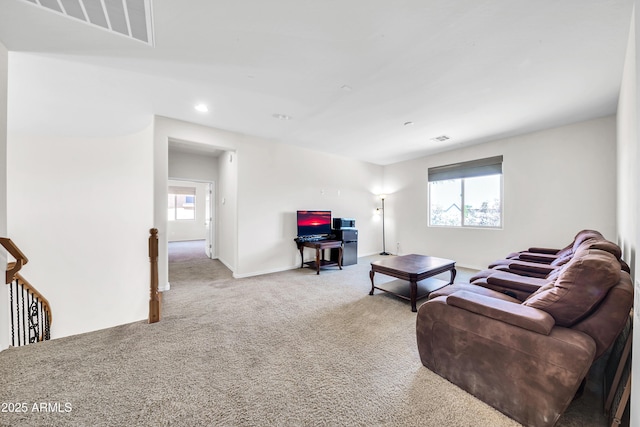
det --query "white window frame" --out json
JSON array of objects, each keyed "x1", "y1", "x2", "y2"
[
  {"x1": 168, "y1": 186, "x2": 197, "y2": 221},
  {"x1": 428, "y1": 156, "x2": 503, "y2": 229}
]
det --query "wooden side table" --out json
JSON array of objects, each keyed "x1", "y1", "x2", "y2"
[{"x1": 296, "y1": 240, "x2": 343, "y2": 274}]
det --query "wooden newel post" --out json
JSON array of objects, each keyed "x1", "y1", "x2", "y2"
[{"x1": 148, "y1": 228, "x2": 161, "y2": 323}]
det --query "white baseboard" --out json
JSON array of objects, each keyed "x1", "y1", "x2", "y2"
[{"x1": 233, "y1": 264, "x2": 300, "y2": 279}]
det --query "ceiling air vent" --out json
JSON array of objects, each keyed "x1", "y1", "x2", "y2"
[
  {"x1": 20, "y1": 0, "x2": 154, "y2": 45},
  {"x1": 430, "y1": 135, "x2": 451, "y2": 143}
]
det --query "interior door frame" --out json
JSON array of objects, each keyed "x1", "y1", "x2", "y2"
[
  {"x1": 167, "y1": 177, "x2": 216, "y2": 259},
  {"x1": 205, "y1": 182, "x2": 215, "y2": 259}
]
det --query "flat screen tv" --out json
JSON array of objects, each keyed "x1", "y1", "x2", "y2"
[{"x1": 297, "y1": 210, "x2": 332, "y2": 237}]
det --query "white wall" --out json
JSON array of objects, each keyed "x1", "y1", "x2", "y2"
[
  {"x1": 156, "y1": 117, "x2": 384, "y2": 279},
  {"x1": 618, "y1": 7, "x2": 638, "y2": 279},
  {"x1": 168, "y1": 149, "x2": 219, "y2": 182},
  {"x1": 384, "y1": 116, "x2": 617, "y2": 270},
  {"x1": 7, "y1": 125, "x2": 154, "y2": 339},
  {"x1": 218, "y1": 151, "x2": 237, "y2": 270},
  {"x1": 0, "y1": 41, "x2": 8, "y2": 351},
  {"x1": 617, "y1": 6, "x2": 639, "y2": 424},
  {"x1": 234, "y1": 135, "x2": 383, "y2": 277},
  {"x1": 167, "y1": 179, "x2": 208, "y2": 242}
]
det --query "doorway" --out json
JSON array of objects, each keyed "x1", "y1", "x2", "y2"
[{"x1": 167, "y1": 178, "x2": 215, "y2": 261}]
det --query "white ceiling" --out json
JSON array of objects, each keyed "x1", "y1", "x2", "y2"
[{"x1": 0, "y1": 0, "x2": 634, "y2": 165}]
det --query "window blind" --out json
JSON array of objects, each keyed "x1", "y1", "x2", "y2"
[
  {"x1": 428, "y1": 155, "x2": 503, "y2": 182},
  {"x1": 168, "y1": 186, "x2": 196, "y2": 196}
]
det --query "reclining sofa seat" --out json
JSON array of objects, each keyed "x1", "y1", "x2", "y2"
[
  {"x1": 416, "y1": 247, "x2": 633, "y2": 427},
  {"x1": 502, "y1": 229, "x2": 602, "y2": 264},
  {"x1": 469, "y1": 238, "x2": 628, "y2": 302},
  {"x1": 487, "y1": 231, "x2": 606, "y2": 277}
]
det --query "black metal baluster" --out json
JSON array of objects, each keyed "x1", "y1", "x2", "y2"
[
  {"x1": 21, "y1": 285, "x2": 26, "y2": 347},
  {"x1": 27, "y1": 292, "x2": 31, "y2": 343},
  {"x1": 15, "y1": 281, "x2": 21, "y2": 347},
  {"x1": 28, "y1": 293, "x2": 34, "y2": 344},
  {"x1": 9, "y1": 280, "x2": 15, "y2": 347},
  {"x1": 37, "y1": 298, "x2": 42, "y2": 342},
  {"x1": 32, "y1": 296, "x2": 39, "y2": 343},
  {"x1": 44, "y1": 308, "x2": 50, "y2": 340}
]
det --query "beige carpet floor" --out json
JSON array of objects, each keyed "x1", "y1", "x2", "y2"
[{"x1": 0, "y1": 244, "x2": 608, "y2": 426}]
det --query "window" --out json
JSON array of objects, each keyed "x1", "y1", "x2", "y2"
[
  {"x1": 428, "y1": 156, "x2": 503, "y2": 228},
  {"x1": 168, "y1": 186, "x2": 196, "y2": 221}
]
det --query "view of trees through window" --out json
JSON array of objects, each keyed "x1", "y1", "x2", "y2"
[{"x1": 429, "y1": 174, "x2": 501, "y2": 228}]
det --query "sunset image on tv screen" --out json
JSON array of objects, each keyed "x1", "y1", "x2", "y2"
[{"x1": 297, "y1": 211, "x2": 331, "y2": 236}]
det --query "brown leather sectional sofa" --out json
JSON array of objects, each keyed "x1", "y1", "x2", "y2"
[{"x1": 415, "y1": 231, "x2": 633, "y2": 427}]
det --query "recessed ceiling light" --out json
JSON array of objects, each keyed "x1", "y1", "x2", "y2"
[
  {"x1": 272, "y1": 113, "x2": 292, "y2": 120},
  {"x1": 430, "y1": 135, "x2": 451, "y2": 142},
  {"x1": 194, "y1": 104, "x2": 209, "y2": 113}
]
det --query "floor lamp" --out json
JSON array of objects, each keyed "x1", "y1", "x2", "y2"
[{"x1": 379, "y1": 195, "x2": 390, "y2": 255}]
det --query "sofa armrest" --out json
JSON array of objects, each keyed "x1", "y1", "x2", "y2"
[
  {"x1": 491, "y1": 264, "x2": 548, "y2": 278},
  {"x1": 527, "y1": 247, "x2": 560, "y2": 254},
  {"x1": 446, "y1": 291, "x2": 555, "y2": 335},
  {"x1": 486, "y1": 272, "x2": 549, "y2": 293},
  {"x1": 518, "y1": 252, "x2": 557, "y2": 263},
  {"x1": 508, "y1": 260, "x2": 556, "y2": 275}
]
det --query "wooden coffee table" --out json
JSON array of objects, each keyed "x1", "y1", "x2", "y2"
[{"x1": 369, "y1": 254, "x2": 456, "y2": 312}]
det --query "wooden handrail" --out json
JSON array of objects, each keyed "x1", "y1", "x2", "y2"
[
  {"x1": 148, "y1": 228, "x2": 161, "y2": 323},
  {"x1": 0, "y1": 237, "x2": 29, "y2": 284}
]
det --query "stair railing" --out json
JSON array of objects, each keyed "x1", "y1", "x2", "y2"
[{"x1": 1, "y1": 237, "x2": 52, "y2": 346}]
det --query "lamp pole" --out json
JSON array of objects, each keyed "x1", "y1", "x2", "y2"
[{"x1": 380, "y1": 195, "x2": 389, "y2": 255}]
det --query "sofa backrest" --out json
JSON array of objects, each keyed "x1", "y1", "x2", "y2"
[
  {"x1": 552, "y1": 229, "x2": 603, "y2": 259},
  {"x1": 549, "y1": 235, "x2": 623, "y2": 269},
  {"x1": 548, "y1": 231, "x2": 603, "y2": 267},
  {"x1": 571, "y1": 230, "x2": 604, "y2": 253},
  {"x1": 523, "y1": 248, "x2": 620, "y2": 327}
]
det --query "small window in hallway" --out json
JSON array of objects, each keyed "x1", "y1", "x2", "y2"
[{"x1": 168, "y1": 186, "x2": 196, "y2": 221}]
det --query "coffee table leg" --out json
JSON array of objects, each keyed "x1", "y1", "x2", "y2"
[
  {"x1": 450, "y1": 268, "x2": 457, "y2": 284},
  {"x1": 410, "y1": 280, "x2": 418, "y2": 312},
  {"x1": 369, "y1": 270, "x2": 375, "y2": 295}
]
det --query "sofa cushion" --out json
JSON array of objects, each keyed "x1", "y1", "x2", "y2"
[
  {"x1": 523, "y1": 248, "x2": 619, "y2": 327},
  {"x1": 469, "y1": 269, "x2": 495, "y2": 282},
  {"x1": 486, "y1": 272, "x2": 550, "y2": 293},
  {"x1": 429, "y1": 283, "x2": 520, "y2": 302}
]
